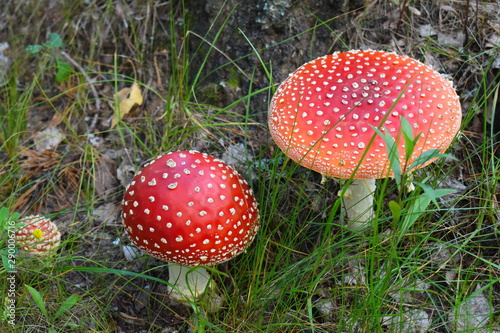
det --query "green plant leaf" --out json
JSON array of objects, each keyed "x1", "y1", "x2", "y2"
[
  {"x1": 1, "y1": 247, "x2": 17, "y2": 271},
  {"x1": 413, "y1": 181, "x2": 455, "y2": 206},
  {"x1": 0, "y1": 207, "x2": 9, "y2": 229},
  {"x1": 11, "y1": 212, "x2": 21, "y2": 225},
  {"x1": 409, "y1": 149, "x2": 453, "y2": 171},
  {"x1": 54, "y1": 294, "x2": 79, "y2": 319},
  {"x1": 372, "y1": 126, "x2": 401, "y2": 184},
  {"x1": 55, "y1": 59, "x2": 72, "y2": 84},
  {"x1": 388, "y1": 200, "x2": 402, "y2": 224},
  {"x1": 26, "y1": 44, "x2": 42, "y2": 54},
  {"x1": 400, "y1": 116, "x2": 420, "y2": 162},
  {"x1": 25, "y1": 285, "x2": 48, "y2": 318},
  {"x1": 396, "y1": 195, "x2": 432, "y2": 244},
  {"x1": 0, "y1": 207, "x2": 20, "y2": 232},
  {"x1": 2, "y1": 255, "x2": 12, "y2": 272},
  {"x1": 46, "y1": 33, "x2": 63, "y2": 48}
]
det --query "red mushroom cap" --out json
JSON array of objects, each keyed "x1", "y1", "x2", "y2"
[
  {"x1": 121, "y1": 150, "x2": 259, "y2": 266},
  {"x1": 269, "y1": 50, "x2": 462, "y2": 179},
  {"x1": 15, "y1": 215, "x2": 61, "y2": 256}
]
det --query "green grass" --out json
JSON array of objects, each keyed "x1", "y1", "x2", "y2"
[{"x1": 1, "y1": 0, "x2": 499, "y2": 332}]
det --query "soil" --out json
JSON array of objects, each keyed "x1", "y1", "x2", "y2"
[{"x1": 1, "y1": 0, "x2": 499, "y2": 332}]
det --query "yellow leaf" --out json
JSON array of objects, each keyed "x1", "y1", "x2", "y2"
[
  {"x1": 111, "y1": 82, "x2": 143, "y2": 128},
  {"x1": 129, "y1": 82, "x2": 143, "y2": 105}
]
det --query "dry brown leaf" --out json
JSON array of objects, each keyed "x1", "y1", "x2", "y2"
[{"x1": 111, "y1": 82, "x2": 143, "y2": 128}]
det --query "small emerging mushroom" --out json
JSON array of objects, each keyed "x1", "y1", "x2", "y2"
[
  {"x1": 269, "y1": 50, "x2": 461, "y2": 230},
  {"x1": 15, "y1": 215, "x2": 61, "y2": 256},
  {"x1": 121, "y1": 150, "x2": 259, "y2": 300}
]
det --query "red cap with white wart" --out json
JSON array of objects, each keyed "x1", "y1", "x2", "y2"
[
  {"x1": 269, "y1": 50, "x2": 462, "y2": 179},
  {"x1": 121, "y1": 150, "x2": 259, "y2": 266}
]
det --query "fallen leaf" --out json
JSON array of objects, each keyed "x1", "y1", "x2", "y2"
[{"x1": 111, "y1": 82, "x2": 143, "y2": 128}]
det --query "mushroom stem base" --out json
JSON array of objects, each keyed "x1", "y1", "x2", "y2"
[
  {"x1": 167, "y1": 264, "x2": 211, "y2": 301},
  {"x1": 340, "y1": 178, "x2": 376, "y2": 230}
]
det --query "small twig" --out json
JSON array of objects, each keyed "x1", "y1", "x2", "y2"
[{"x1": 60, "y1": 51, "x2": 101, "y2": 110}]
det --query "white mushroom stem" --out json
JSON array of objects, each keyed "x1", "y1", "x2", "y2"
[
  {"x1": 339, "y1": 179, "x2": 376, "y2": 231},
  {"x1": 167, "y1": 264, "x2": 212, "y2": 301}
]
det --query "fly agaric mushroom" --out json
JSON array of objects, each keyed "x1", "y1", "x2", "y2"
[
  {"x1": 269, "y1": 50, "x2": 461, "y2": 230},
  {"x1": 15, "y1": 215, "x2": 61, "y2": 256},
  {"x1": 121, "y1": 150, "x2": 259, "y2": 300}
]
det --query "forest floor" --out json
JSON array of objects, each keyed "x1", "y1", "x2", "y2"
[{"x1": 1, "y1": 0, "x2": 499, "y2": 332}]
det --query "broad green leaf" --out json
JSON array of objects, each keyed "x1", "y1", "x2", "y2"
[
  {"x1": 397, "y1": 195, "x2": 431, "y2": 244},
  {"x1": 55, "y1": 59, "x2": 71, "y2": 84},
  {"x1": 388, "y1": 200, "x2": 402, "y2": 224},
  {"x1": 10, "y1": 212, "x2": 20, "y2": 224},
  {"x1": 54, "y1": 294, "x2": 79, "y2": 319},
  {"x1": 373, "y1": 126, "x2": 401, "y2": 184},
  {"x1": 414, "y1": 181, "x2": 455, "y2": 206},
  {"x1": 25, "y1": 285, "x2": 48, "y2": 318},
  {"x1": 2, "y1": 255, "x2": 12, "y2": 272},
  {"x1": 400, "y1": 116, "x2": 420, "y2": 162},
  {"x1": 0, "y1": 207, "x2": 9, "y2": 228},
  {"x1": 1, "y1": 248, "x2": 17, "y2": 271},
  {"x1": 409, "y1": 149, "x2": 452, "y2": 171},
  {"x1": 26, "y1": 44, "x2": 42, "y2": 53},
  {"x1": 46, "y1": 33, "x2": 63, "y2": 48}
]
